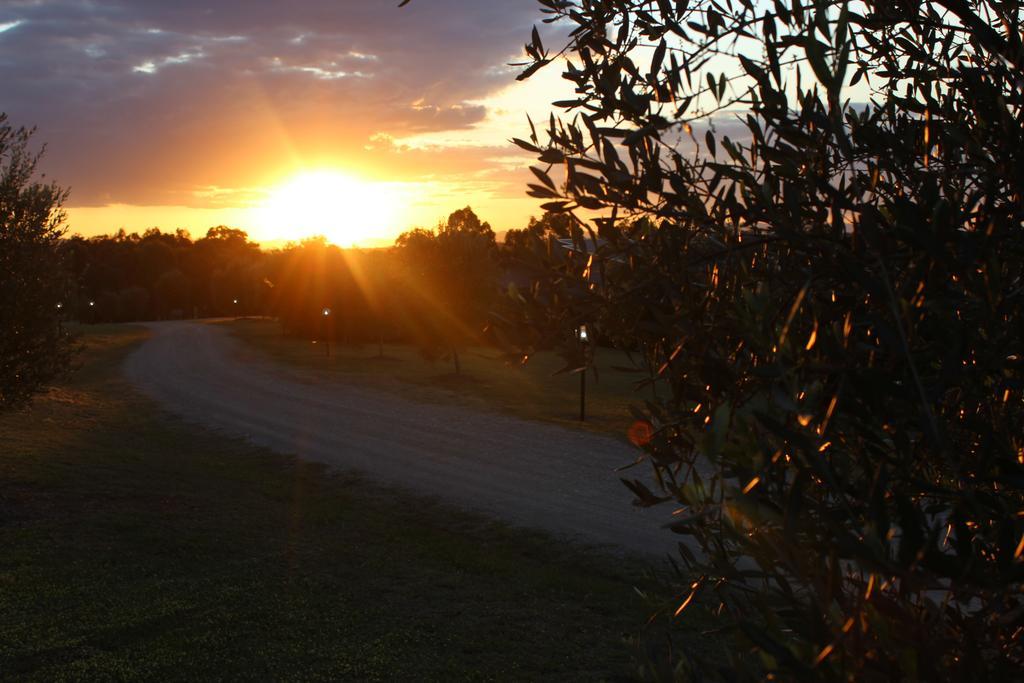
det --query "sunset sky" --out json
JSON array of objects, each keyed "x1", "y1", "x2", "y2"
[{"x1": 0, "y1": 0, "x2": 570, "y2": 247}]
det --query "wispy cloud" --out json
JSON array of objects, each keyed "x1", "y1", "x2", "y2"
[{"x1": 0, "y1": 0, "x2": 540, "y2": 209}]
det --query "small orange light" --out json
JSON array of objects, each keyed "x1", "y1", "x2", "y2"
[{"x1": 627, "y1": 420, "x2": 654, "y2": 447}]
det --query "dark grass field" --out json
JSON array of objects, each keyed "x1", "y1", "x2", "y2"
[{"x1": 0, "y1": 325, "x2": 680, "y2": 680}]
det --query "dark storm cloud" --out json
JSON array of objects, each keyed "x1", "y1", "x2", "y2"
[{"x1": 0, "y1": 0, "x2": 540, "y2": 206}]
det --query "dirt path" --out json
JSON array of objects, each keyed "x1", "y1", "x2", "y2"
[{"x1": 123, "y1": 321, "x2": 675, "y2": 557}]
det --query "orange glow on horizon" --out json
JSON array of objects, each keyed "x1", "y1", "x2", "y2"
[
  {"x1": 47, "y1": 45, "x2": 579, "y2": 248},
  {"x1": 64, "y1": 175, "x2": 546, "y2": 249},
  {"x1": 57, "y1": 70, "x2": 575, "y2": 247}
]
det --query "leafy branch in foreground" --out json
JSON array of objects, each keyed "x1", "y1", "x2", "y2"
[{"x1": 503, "y1": 0, "x2": 1023, "y2": 679}]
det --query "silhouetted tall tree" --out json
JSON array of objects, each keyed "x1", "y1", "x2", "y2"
[
  {"x1": 0, "y1": 114, "x2": 74, "y2": 410},
  {"x1": 396, "y1": 207, "x2": 498, "y2": 374}
]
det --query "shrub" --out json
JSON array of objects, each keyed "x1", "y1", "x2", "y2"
[
  {"x1": 0, "y1": 114, "x2": 74, "y2": 410},
  {"x1": 505, "y1": 0, "x2": 1024, "y2": 678}
]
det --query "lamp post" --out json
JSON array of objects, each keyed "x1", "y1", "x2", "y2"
[
  {"x1": 576, "y1": 324, "x2": 589, "y2": 421},
  {"x1": 322, "y1": 307, "x2": 332, "y2": 357}
]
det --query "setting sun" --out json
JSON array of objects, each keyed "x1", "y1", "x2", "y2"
[{"x1": 253, "y1": 171, "x2": 401, "y2": 247}]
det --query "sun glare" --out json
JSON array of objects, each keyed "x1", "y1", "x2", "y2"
[{"x1": 254, "y1": 171, "x2": 400, "y2": 247}]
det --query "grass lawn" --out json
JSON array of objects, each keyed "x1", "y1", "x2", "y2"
[
  {"x1": 0, "y1": 324, "x2": 677, "y2": 680},
  {"x1": 225, "y1": 318, "x2": 665, "y2": 437}
]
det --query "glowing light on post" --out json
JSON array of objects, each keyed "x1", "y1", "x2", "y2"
[
  {"x1": 321, "y1": 308, "x2": 332, "y2": 357},
  {"x1": 576, "y1": 324, "x2": 589, "y2": 421}
]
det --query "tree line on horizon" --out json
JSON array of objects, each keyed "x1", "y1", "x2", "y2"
[{"x1": 59, "y1": 208, "x2": 577, "y2": 368}]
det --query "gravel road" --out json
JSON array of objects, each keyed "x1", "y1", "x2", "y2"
[{"x1": 123, "y1": 321, "x2": 675, "y2": 557}]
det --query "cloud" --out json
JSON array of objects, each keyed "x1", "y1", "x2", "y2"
[{"x1": 0, "y1": 0, "x2": 541, "y2": 207}]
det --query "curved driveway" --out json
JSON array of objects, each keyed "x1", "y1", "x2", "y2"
[{"x1": 123, "y1": 322, "x2": 673, "y2": 557}]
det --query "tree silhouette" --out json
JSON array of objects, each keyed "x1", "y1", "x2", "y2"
[
  {"x1": 441, "y1": 206, "x2": 493, "y2": 238},
  {"x1": 0, "y1": 114, "x2": 74, "y2": 411},
  {"x1": 396, "y1": 207, "x2": 497, "y2": 374}
]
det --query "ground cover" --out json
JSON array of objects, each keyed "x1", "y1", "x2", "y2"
[{"x1": 0, "y1": 324, "x2": 678, "y2": 680}]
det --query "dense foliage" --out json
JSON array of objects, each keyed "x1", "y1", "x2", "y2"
[
  {"x1": 501, "y1": 0, "x2": 1023, "y2": 679},
  {"x1": 63, "y1": 226, "x2": 265, "y2": 322},
  {"x1": 62, "y1": 207, "x2": 524, "y2": 366},
  {"x1": 394, "y1": 207, "x2": 499, "y2": 372},
  {"x1": 0, "y1": 114, "x2": 74, "y2": 411}
]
